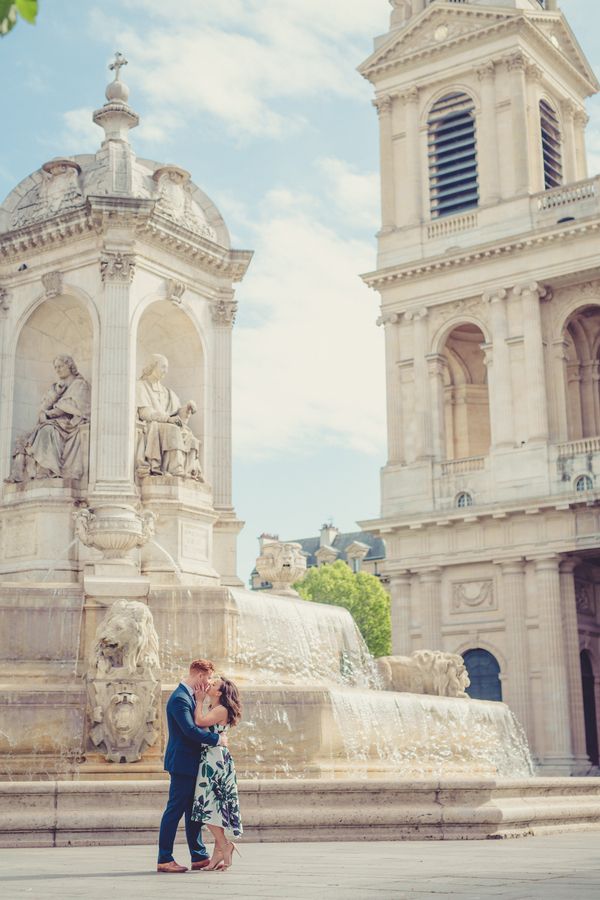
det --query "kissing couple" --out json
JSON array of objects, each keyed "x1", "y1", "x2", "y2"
[{"x1": 157, "y1": 658, "x2": 243, "y2": 873}]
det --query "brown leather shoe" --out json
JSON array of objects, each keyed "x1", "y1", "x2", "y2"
[
  {"x1": 190, "y1": 858, "x2": 212, "y2": 871},
  {"x1": 157, "y1": 860, "x2": 188, "y2": 873}
]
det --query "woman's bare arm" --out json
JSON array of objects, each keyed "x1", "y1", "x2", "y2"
[{"x1": 194, "y1": 703, "x2": 228, "y2": 727}]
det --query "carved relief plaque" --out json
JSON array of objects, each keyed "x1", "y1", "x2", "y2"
[{"x1": 451, "y1": 579, "x2": 496, "y2": 613}]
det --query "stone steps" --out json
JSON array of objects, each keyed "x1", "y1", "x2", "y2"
[{"x1": 2, "y1": 777, "x2": 600, "y2": 847}]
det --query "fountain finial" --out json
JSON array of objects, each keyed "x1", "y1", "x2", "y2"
[{"x1": 93, "y1": 50, "x2": 139, "y2": 144}]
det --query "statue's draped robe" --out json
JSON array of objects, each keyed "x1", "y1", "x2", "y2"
[
  {"x1": 136, "y1": 377, "x2": 201, "y2": 477},
  {"x1": 15, "y1": 375, "x2": 91, "y2": 480}
]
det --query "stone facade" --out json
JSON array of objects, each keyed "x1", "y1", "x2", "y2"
[{"x1": 360, "y1": 0, "x2": 600, "y2": 773}]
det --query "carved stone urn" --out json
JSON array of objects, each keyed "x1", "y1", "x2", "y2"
[
  {"x1": 255, "y1": 540, "x2": 307, "y2": 595},
  {"x1": 74, "y1": 504, "x2": 156, "y2": 563}
]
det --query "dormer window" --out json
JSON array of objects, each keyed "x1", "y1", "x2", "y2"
[
  {"x1": 428, "y1": 92, "x2": 479, "y2": 218},
  {"x1": 540, "y1": 99, "x2": 563, "y2": 189}
]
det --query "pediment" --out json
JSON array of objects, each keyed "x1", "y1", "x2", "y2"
[
  {"x1": 360, "y1": 5, "x2": 514, "y2": 79},
  {"x1": 360, "y1": 5, "x2": 598, "y2": 93}
]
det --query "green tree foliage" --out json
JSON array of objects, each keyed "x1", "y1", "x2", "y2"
[
  {"x1": 294, "y1": 560, "x2": 391, "y2": 658},
  {"x1": 0, "y1": 0, "x2": 37, "y2": 37}
]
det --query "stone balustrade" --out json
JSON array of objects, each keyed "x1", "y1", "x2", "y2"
[{"x1": 440, "y1": 456, "x2": 485, "y2": 477}]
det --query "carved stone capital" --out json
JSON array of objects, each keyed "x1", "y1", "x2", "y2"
[
  {"x1": 400, "y1": 86, "x2": 419, "y2": 105},
  {"x1": 405, "y1": 307, "x2": 427, "y2": 322},
  {"x1": 376, "y1": 312, "x2": 400, "y2": 327},
  {"x1": 41, "y1": 270, "x2": 63, "y2": 299},
  {"x1": 504, "y1": 50, "x2": 527, "y2": 72},
  {"x1": 513, "y1": 282, "x2": 552, "y2": 302},
  {"x1": 373, "y1": 95, "x2": 393, "y2": 117},
  {"x1": 573, "y1": 109, "x2": 589, "y2": 127},
  {"x1": 476, "y1": 61, "x2": 495, "y2": 81},
  {"x1": 561, "y1": 99, "x2": 578, "y2": 120},
  {"x1": 210, "y1": 298, "x2": 237, "y2": 326},
  {"x1": 165, "y1": 278, "x2": 185, "y2": 306},
  {"x1": 0, "y1": 286, "x2": 10, "y2": 313},
  {"x1": 100, "y1": 251, "x2": 136, "y2": 283},
  {"x1": 483, "y1": 288, "x2": 507, "y2": 304},
  {"x1": 525, "y1": 63, "x2": 543, "y2": 83}
]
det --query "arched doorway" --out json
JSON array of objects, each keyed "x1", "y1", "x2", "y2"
[
  {"x1": 580, "y1": 650, "x2": 599, "y2": 766},
  {"x1": 563, "y1": 306, "x2": 600, "y2": 440},
  {"x1": 462, "y1": 648, "x2": 502, "y2": 701},
  {"x1": 441, "y1": 324, "x2": 490, "y2": 460}
]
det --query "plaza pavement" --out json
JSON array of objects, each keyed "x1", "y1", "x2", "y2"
[{"x1": 0, "y1": 833, "x2": 599, "y2": 899}]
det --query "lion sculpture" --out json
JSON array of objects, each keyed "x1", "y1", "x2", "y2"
[
  {"x1": 377, "y1": 650, "x2": 470, "y2": 698},
  {"x1": 255, "y1": 539, "x2": 307, "y2": 594},
  {"x1": 91, "y1": 599, "x2": 160, "y2": 677}
]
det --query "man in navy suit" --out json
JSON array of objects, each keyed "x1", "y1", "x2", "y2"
[{"x1": 157, "y1": 658, "x2": 228, "y2": 873}]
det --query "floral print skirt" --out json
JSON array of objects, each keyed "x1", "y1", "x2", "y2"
[{"x1": 191, "y1": 730, "x2": 243, "y2": 838}]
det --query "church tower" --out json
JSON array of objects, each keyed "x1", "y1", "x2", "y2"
[{"x1": 360, "y1": 0, "x2": 600, "y2": 773}]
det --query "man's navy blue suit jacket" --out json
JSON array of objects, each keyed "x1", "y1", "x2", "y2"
[{"x1": 163, "y1": 684, "x2": 219, "y2": 777}]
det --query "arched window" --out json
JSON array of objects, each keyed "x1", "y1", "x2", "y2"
[
  {"x1": 456, "y1": 492, "x2": 473, "y2": 508},
  {"x1": 575, "y1": 474, "x2": 594, "y2": 492},
  {"x1": 462, "y1": 648, "x2": 502, "y2": 701},
  {"x1": 428, "y1": 92, "x2": 478, "y2": 218},
  {"x1": 540, "y1": 99, "x2": 562, "y2": 189}
]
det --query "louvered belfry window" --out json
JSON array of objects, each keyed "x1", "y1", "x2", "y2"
[
  {"x1": 539, "y1": 99, "x2": 563, "y2": 189},
  {"x1": 428, "y1": 92, "x2": 479, "y2": 218}
]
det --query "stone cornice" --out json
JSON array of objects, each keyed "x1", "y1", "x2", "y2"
[
  {"x1": 360, "y1": 9, "x2": 597, "y2": 95},
  {"x1": 362, "y1": 217, "x2": 600, "y2": 291},
  {"x1": 0, "y1": 197, "x2": 253, "y2": 282}
]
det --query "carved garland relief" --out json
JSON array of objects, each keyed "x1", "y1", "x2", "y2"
[{"x1": 451, "y1": 579, "x2": 496, "y2": 613}]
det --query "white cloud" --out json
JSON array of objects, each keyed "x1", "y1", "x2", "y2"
[
  {"x1": 317, "y1": 157, "x2": 380, "y2": 230},
  {"x1": 232, "y1": 189, "x2": 385, "y2": 459},
  {"x1": 61, "y1": 107, "x2": 102, "y2": 153},
  {"x1": 89, "y1": 0, "x2": 389, "y2": 140}
]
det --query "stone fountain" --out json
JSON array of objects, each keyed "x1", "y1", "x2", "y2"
[{"x1": 1, "y1": 57, "x2": 599, "y2": 846}]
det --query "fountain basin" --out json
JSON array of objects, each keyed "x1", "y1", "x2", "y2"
[{"x1": 1, "y1": 777, "x2": 599, "y2": 847}]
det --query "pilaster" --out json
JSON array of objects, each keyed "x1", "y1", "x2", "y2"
[
  {"x1": 374, "y1": 96, "x2": 396, "y2": 232},
  {"x1": 418, "y1": 567, "x2": 442, "y2": 650},
  {"x1": 476, "y1": 62, "x2": 501, "y2": 204},
  {"x1": 514, "y1": 283, "x2": 550, "y2": 444},
  {"x1": 559, "y1": 557, "x2": 590, "y2": 771},
  {"x1": 483, "y1": 289, "x2": 513, "y2": 449},
  {"x1": 92, "y1": 250, "x2": 137, "y2": 494},
  {"x1": 406, "y1": 308, "x2": 431, "y2": 460},
  {"x1": 389, "y1": 571, "x2": 413, "y2": 656},
  {"x1": 378, "y1": 313, "x2": 403, "y2": 465},
  {"x1": 497, "y1": 559, "x2": 531, "y2": 738},
  {"x1": 209, "y1": 291, "x2": 237, "y2": 509},
  {"x1": 532, "y1": 554, "x2": 575, "y2": 773},
  {"x1": 505, "y1": 52, "x2": 531, "y2": 197},
  {"x1": 402, "y1": 87, "x2": 422, "y2": 226}
]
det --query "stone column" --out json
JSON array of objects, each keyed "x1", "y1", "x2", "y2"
[
  {"x1": 403, "y1": 87, "x2": 422, "y2": 226},
  {"x1": 551, "y1": 338, "x2": 570, "y2": 442},
  {"x1": 506, "y1": 52, "x2": 531, "y2": 196},
  {"x1": 476, "y1": 62, "x2": 501, "y2": 204},
  {"x1": 561, "y1": 101, "x2": 578, "y2": 184},
  {"x1": 484, "y1": 289, "x2": 513, "y2": 449},
  {"x1": 209, "y1": 293, "x2": 237, "y2": 509},
  {"x1": 374, "y1": 96, "x2": 396, "y2": 232},
  {"x1": 574, "y1": 110, "x2": 589, "y2": 180},
  {"x1": 379, "y1": 313, "x2": 403, "y2": 465},
  {"x1": 418, "y1": 568, "x2": 442, "y2": 650},
  {"x1": 533, "y1": 555, "x2": 575, "y2": 772},
  {"x1": 515, "y1": 283, "x2": 549, "y2": 444},
  {"x1": 426, "y1": 353, "x2": 446, "y2": 460},
  {"x1": 559, "y1": 558, "x2": 590, "y2": 769},
  {"x1": 390, "y1": 571, "x2": 412, "y2": 656},
  {"x1": 93, "y1": 251, "x2": 137, "y2": 492},
  {"x1": 498, "y1": 559, "x2": 531, "y2": 738},
  {"x1": 407, "y1": 308, "x2": 431, "y2": 459}
]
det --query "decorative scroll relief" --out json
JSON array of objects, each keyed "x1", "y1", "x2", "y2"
[
  {"x1": 10, "y1": 159, "x2": 84, "y2": 229},
  {"x1": 451, "y1": 580, "x2": 495, "y2": 613},
  {"x1": 100, "y1": 252, "x2": 136, "y2": 283},
  {"x1": 41, "y1": 271, "x2": 63, "y2": 299},
  {"x1": 165, "y1": 278, "x2": 185, "y2": 306},
  {"x1": 153, "y1": 165, "x2": 217, "y2": 241},
  {"x1": 575, "y1": 580, "x2": 597, "y2": 617}
]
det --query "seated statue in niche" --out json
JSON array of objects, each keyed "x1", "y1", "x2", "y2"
[
  {"x1": 7, "y1": 355, "x2": 91, "y2": 482},
  {"x1": 135, "y1": 353, "x2": 203, "y2": 481}
]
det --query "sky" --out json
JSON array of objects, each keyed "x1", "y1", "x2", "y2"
[{"x1": 1, "y1": 0, "x2": 599, "y2": 583}]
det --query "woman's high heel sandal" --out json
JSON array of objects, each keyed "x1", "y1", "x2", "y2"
[
  {"x1": 221, "y1": 841, "x2": 241, "y2": 870},
  {"x1": 202, "y1": 849, "x2": 225, "y2": 871}
]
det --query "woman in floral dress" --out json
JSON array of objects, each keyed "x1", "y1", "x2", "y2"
[{"x1": 191, "y1": 676, "x2": 243, "y2": 870}]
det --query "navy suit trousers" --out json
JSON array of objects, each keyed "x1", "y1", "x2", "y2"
[{"x1": 157, "y1": 772, "x2": 208, "y2": 863}]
